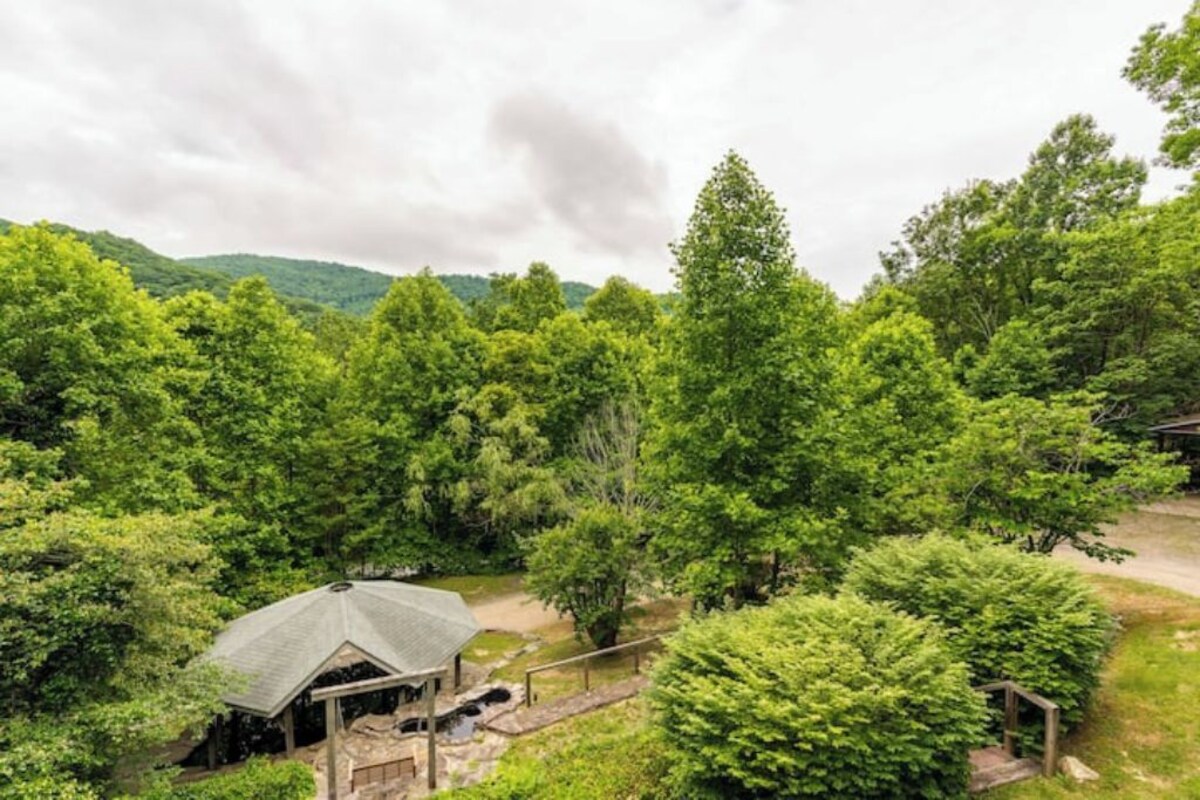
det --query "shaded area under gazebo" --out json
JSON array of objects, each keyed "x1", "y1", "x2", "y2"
[
  {"x1": 1151, "y1": 413, "x2": 1200, "y2": 485},
  {"x1": 192, "y1": 579, "x2": 480, "y2": 786}
]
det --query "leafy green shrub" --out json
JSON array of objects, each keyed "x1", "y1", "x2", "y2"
[
  {"x1": 649, "y1": 594, "x2": 987, "y2": 799},
  {"x1": 842, "y1": 535, "x2": 1113, "y2": 726},
  {"x1": 137, "y1": 759, "x2": 314, "y2": 800}
]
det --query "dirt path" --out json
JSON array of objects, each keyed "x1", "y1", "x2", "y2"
[
  {"x1": 1055, "y1": 498, "x2": 1200, "y2": 597},
  {"x1": 469, "y1": 591, "x2": 564, "y2": 632}
]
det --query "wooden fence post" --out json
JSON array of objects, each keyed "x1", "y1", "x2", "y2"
[
  {"x1": 583, "y1": 661, "x2": 590, "y2": 692},
  {"x1": 525, "y1": 672, "x2": 532, "y2": 708},
  {"x1": 1003, "y1": 685, "x2": 1017, "y2": 755},
  {"x1": 1042, "y1": 705, "x2": 1059, "y2": 778}
]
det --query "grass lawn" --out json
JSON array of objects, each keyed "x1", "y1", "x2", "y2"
[
  {"x1": 986, "y1": 575, "x2": 1200, "y2": 799},
  {"x1": 409, "y1": 572, "x2": 524, "y2": 603},
  {"x1": 462, "y1": 630, "x2": 528, "y2": 664}
]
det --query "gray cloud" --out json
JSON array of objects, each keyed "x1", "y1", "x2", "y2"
[
  {"x1": 0, "y1": 0, "x2": 1190, "y2": 294},
  {"x1": 490, "y1": 93, "x2": 673, "y2": 256}
]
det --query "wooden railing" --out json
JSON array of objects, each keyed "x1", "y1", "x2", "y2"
[
  {"x1": 524, "y1": 635, "x2": 662, "y2": 707},
  {"x1": 975, "y1": 680, "x2": 1060, "y2": 778}
]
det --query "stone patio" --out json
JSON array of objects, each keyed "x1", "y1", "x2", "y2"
[{"x1": 307, "y1": 681, "x2": 525, "y2": 799}]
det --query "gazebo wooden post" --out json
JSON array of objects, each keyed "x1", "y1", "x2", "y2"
[
  {"x1": 227, "y1": 711, "x2": 240, "y2": 763},
  {"x1": 282, "y1": 705, "x2": 295, "y2": 757},
  {"x1": 454, "y1": 653, "x2": 462, "y2": 689},
  {"x1": 426, "y1": 676, "x2": 437, "y2": 790},
  {"x1": 325, "y1": 697, "x2": 338, "y2": 800},
  {"x1": 206, "y1": 714, "x2": 222, "y2": 771}
]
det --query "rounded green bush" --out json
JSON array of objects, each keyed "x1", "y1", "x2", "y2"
[
  {"x1": 649, "y1": 594, "x2": 987, "y2": 799},
  {"x1": 136, "y1": 758, "x2": 315, "y2": 800},
  {"x1": 842, "y1": 535, "x2": 1112, "y2": 726}
]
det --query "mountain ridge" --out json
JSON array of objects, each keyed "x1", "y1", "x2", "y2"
[{"x1": 0, "y1": 219, "x2": 598, "y2": 316}]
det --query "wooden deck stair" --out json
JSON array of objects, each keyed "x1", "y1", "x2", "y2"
[{"x1": 969, "y1": 746, "x2": 1043, "y2": 793}]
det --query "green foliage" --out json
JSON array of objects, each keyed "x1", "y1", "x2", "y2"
[
  {"x1": 438, "y1": 273, "x2": 495, "y2": 304},
  {"x1": 0, "y1": 224, "x2": 201, "y2": 512},
  {"x1": 963, "y1": 319, "x2": 1058, "y2": 399},
  {"x1": 0, "y1": 453, "x2": 230, "y2": 796},
  {"x1": 561, "y1": 281, "x2": 597, "y2": 310},
  {"x1": 182, "y1": 253, "x2": 395, "y2": 316},
  {"x1": 165, "y1": 278, "x2": 336, "y2": 603},
  {"x1": 487, "y1": 314, "x2": 646, "y2": 457},
  {"x1": 181, "y1": 253, "x2": 587, "y2": 319},
  {"x1": 1125, "y1": 1, "x2": 1200, "y2": 170},
  {"x1": 583, "y1": 276, "x2": 662, "y2": 337},
  {"x1": 348, "y1": 270, "x2": 485, "y2": 434},
  {"x1": 939, "y1": 393, "x2": 1187, "y2": 558},
  {"x1": 34, "y1": 224, "x2": 233, "y2": 300},
  {"x1": 842, "y1": 535, "x2": 1114, "y2": 727},
  {"x1": 525, "y1": 505, "x2": 643, "y2": 649},
  {"x1": 649, "y1": 594, "x2": 987, "y2": 799},
  {"x1": 471, "y1": 262, "x2": 569, "y2": 333},
  {"x1": 830, "y1": 311, "x2": 964, "y2": 538},
  {"x1": 649, "y1": 152, "x2": 844, "y2": 607},
  {"x1": 136, "y1": 758, "x2": 315, "y2": 800},
  {"x1": 883, "y1": 116, "x2": 1145, "y2": 357},
  {"x1": 338, "y1": 271, "x2": 509, "y2": 571},
  {"x1": 525, "y1": 401, "x2": 652, "y2": 647},
  {"x1": 1036, "y1": 192, "x2": 1200, "y2": 431},
  {"x1": 432, "y1": 383, "x2": 567, "y2": 562}
]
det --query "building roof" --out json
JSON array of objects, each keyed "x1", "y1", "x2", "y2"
[
  {"x1": 1150, "y1": 413, "x2": 1200, "y2": 435},
  {"x1": 204, "y1": 581, "x2": 481, "y2": 717}
]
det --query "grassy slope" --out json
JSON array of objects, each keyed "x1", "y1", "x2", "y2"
[
  {"x1": 443, "y1": 576, "x2": 1200, "y2": 800},
  {"x1": 445, "y1": 698, "x2": 669, "y2": 799}
]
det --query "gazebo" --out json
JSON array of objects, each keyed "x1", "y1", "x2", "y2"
[{"x1": 201, "y1": 580, "x2": 481, "y2": 794}]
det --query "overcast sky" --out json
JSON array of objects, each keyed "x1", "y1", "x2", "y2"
[{"x1": 0, "y1": 1, "x2": 1191, "y2": 297}]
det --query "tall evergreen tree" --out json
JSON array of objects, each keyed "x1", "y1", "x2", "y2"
[{"x1": 648, "y1": 152, "x2": 842, "y2": 607}]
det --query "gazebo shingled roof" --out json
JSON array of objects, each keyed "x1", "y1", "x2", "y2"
[
  {"x1": 1150, "y1": 413, "x2": 1200, "y2": 436},
  {"x1": 204, "y1": 580, "x2": 480, "y2": 718}
]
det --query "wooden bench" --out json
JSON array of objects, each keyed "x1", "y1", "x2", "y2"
[{"x1": 350, "y1": 756, "x2": 416, "y2": 791}]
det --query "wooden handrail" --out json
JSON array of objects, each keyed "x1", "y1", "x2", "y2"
[
  {"x1": 974, "y1": 679, "x2": 1060, "y2": 778},
  {"x1": 525, "y1": 636, "x2": 662, "y2": 675},
  {"x1": 973, "y1": 680, "x2": 1059, "y2": 712},
  {"x1": 524, "y1": 635, "x2": 662, "y2": 707}
]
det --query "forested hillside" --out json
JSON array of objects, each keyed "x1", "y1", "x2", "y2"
[
  {"x1": 184, "y1": 253, "x2": 598, "y2": 315},
  {"x1": 3, "y1": 5, "x2": 1200, "y2": 798}
]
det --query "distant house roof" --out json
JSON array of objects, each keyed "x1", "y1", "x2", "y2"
[
  {"x1": 204, "y1": 581, "x2": 480, "y2": 717},
  {"x1": 1150, "y1": 413, "x2": 1200, "y2": 436}
]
